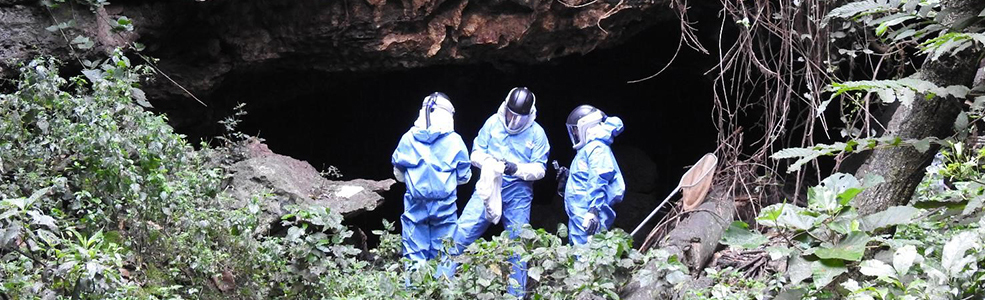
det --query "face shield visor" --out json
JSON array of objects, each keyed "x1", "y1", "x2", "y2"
[
  {"x1": 566, "y1": 123, "x2": 580, "y2": 147},
  {"x1": 504, "y1": 106, "x2": 532, "y2": 133},
  {"x1": 566, "y1": 109, "x2": 604, "y2": 149}
]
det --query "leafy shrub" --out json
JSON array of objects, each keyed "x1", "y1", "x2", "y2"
[
  {"x1": 0, "y1": 53, "x2": 673, "y2": 299},
  {"x1": 703, "y1": 171, "x2": 984, "y2": 299},
  {"x1": 0, "y1": 52, "x2": 217, "y2": 298}
]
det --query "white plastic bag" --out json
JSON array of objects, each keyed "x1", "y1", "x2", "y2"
[{"x1": 475, "y1": 162, "x2": 504, "y2": 224}]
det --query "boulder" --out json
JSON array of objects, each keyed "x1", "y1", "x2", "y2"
[{"x1": 223, "y1": 139, "x2": 393, "y2": 229}]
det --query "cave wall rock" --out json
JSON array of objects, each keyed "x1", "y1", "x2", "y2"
[{"x1": 1, "y1": 0, "x2": 672, "y2": 104}]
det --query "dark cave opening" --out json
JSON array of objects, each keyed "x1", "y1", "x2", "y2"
[{"x1": 163, "y1": 15, "x2": 733, "y2": 246}]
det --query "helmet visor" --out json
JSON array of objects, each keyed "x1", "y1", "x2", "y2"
[
  {"x1": 505, "y1": 107, "x2": 532, "y2": 132},
  {"x1": 566, "y1": 124, "x2": 580, "y2": 146}
]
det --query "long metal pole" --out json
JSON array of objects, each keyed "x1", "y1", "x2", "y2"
[{"x1": 630, "y1": 185, "x2": 681, "y2": 237}]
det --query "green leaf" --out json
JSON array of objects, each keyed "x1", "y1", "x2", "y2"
[
  {"x1": 945, "y1": 85, "x2": 970, "y2": 99},
  {"x1": 0, "y1": 223, "x2": 22, "y2": 246},
  {"x1": 113, "y1": 16, "x2": 134, "y2": 32},
  {"x1": 1, "y1": 197, "x2": 27, "y2": 210},
  {"x1": 941, "y1": 231, "x2": 979, "y2": 276},
  {"x1": 45, "y1": 20, "x2": 75, "y2": 32},
  {"x1": 36, "y1": 229, "x2": 60, "y2": 246},
  {"x1": 814, "y1": 232, "x2": 870, "y2": 261},
  {"x1": 774, "y1": 288, "x2": 807, "y2": 300},
  {"x1": 823, "y1": 1, "x2": 898, "y2": 24},
  {"x1": 28, "y1": 210, "x2": 57, "y2": 230},
  {"x1": 955, "y1": 111, "x2": 970, "y2": 132},
  {"x1": 859, "y1": 259, "x2": 896, "y2": 279},
  {"x1": 556, "y1": 223, "x2": 568, "y2": 238},
  {"x1": 766, "y1": 246, "x2": 795, "y2": 260},
  {"x1": 859, "y1": 206, "x2": 920, "y2": 232},
  {"x1": 0, "y1": 209, "x2": 17, "y2": 220},
  {"x1": 911, "y1": 138, "x2": 932, "y2": 153},
  {"x1": 665, "y1": 270, "x2": 688, "y2": 285},
  {"x1": 821, "y1": 173, "x2": 861, "y2": 194},
  {"x1": 771, "y1": 147, "x2": 816, "y2": 159},
  {"x1": 757, "y1": 203, "x2": 783, "y2": 223},
  {"x1": 816, "y1": 99, "x2": 832, "y2": 118},
  {"x1": 876, "y1": 88, "x2": 896, "y2": 103},
  {"x1": 875, "y1": 14, "x2": 915, "y2": 36},
  {"x1": 838, "y1": 188, "x2": 864, "y2": 205},
  {"x1": 721, "y1": 221, "x2": 769, "y2": 249},
  {"x1": 71, "y1": 35, "x2": 94, "y2": 50},
  {"x1": 286, "y1": 226, "x2": 304, "y2": 242},
  {"x1": 528, "y1": 266, "x2": 543, "y2": 281},
  {"x1": 972, "y1": 96, "x2": 985, "y2": 114},
  {"x1": 787, "y1": 254, "x2": 812, "y2": 285},
  {"x1": 892, "y1": 245, "x2": 918, "y2": 275},
  {"x1": 840, "y1": 279, "x2": 863, "y2": 295},
  {"x1": 812, "y1": 259, "x2": 848, "y2": 289},
  {"x1": 131, "y1": 88, "x2": 152, "y2": 108},
  {"x1": 757, "y1": 204, "x2": 816, "y2": 231},
  {"x1": 963, "y1": 195, "x2": 983, "y2": 215},
  {"x1": 81, "y1": 69, "x2": 103, "y2": 83},
  {"x1": 787, "y1": 153, "x2": 821, "y2": 173},
  {"x1": 828, "y1": 219, "x2": 860, "y2": 235},
  {"x1": 808, "y1": 186, "x2": 840, "y2": 213},
  {"x1": 809, "y1": 173, "x2": 863, "y2": 212}
]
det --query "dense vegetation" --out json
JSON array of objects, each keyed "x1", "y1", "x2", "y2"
[
  {"x1": 1, "y1": 0, "x2": 984, "y2": 299},
  {"x1": 693, "y1": 0, "x2": 985, "y2": 298},
  {"x1": 0, "y1": 54, "x2": 686, "y2": 298}
]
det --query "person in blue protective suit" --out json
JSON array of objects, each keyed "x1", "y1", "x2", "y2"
[
  {"x1": 391, "y1": 92, "x2": 472, "y2": 267},
  {"x1": 445, "y1": 87, "x2": 550, "y2": 296},
  {"x1": 559, "y1": 104, "x2": 625, "y2": 245}
]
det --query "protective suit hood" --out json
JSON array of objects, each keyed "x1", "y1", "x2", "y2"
[
  {"x1": 412, "y1": 102, "x2": 455, "y2": 143},
  {"x1": 584, "y1": 116, "x2": 624, "y2": 146},
  {"x1": 497, "y1": 101, "x2": 538, "y2": 134}
]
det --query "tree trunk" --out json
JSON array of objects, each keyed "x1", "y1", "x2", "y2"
[
  {"x1": 620, "y1": 186, "x2": 735, "y2": 300},
  {"x1": 853, "y1": 0, "x2": 985, "y2": 215}
]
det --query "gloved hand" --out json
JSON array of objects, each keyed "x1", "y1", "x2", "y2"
[
  {"x1": 582, "y1": 207, "x2": 601, "y2": 235},
  {"x1": 503, "y1": 161, "x2": 518, "y2": 176},
  {"x1": 555, "y1": 166, "x2": 569, "y2": 197}
]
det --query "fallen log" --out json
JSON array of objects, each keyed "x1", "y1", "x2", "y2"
[{"x1": 620, "y1": 185, "x2": 736, "y2": 300}]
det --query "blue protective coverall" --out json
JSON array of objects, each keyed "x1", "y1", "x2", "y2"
[
  {"x1": 391, "y1": 109, "x2": 472, "y2": 265},
  {"x1": 564, "y1": 116, "x2": 626, "y2": 245},
  {"x1": 448, "y1": 102, "x2": 550, "y2": 295}
]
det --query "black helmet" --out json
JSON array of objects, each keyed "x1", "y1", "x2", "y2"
[
  {"x1": 503, "y1": 87, "x2": 536, "y2": 134},
  {"x1": 506, "y1": 87, "x2": 535, "y2": 115},
  {"x1": 566, "y1": 105, "x2": 606, "y2": 149}
]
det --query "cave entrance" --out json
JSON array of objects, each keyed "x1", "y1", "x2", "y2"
[{"x1": 191, "y1": 23, "x2": 723, "y2": 246}]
